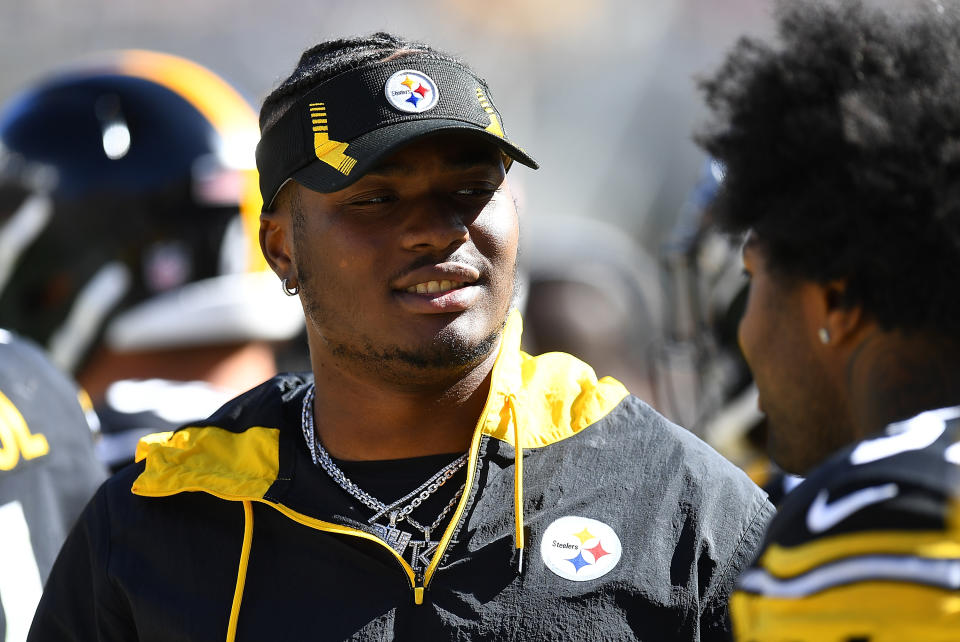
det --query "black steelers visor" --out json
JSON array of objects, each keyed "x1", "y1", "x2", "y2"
[{"x1": 256, "y1": 56, "x2": 538, "y2": 209}]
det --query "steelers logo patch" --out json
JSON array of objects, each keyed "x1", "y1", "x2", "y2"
[
  {"x1": 384, "y1": 69, "x2": 440, "y2": 113},
  {"x1": 540, "y1": 516, "x2": 623, "y2": 582}
]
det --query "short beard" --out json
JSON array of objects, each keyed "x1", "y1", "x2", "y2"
[{"x1": 328, "y1": 319, "x2": 504, "y2": 372}]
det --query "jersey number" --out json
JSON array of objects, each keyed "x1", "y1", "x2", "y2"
[{"x1": 0, "y1": 391, "x2": 49, "y2": 471}]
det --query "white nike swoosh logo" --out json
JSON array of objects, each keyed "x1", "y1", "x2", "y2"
[{"x1": 806, "y1": 483, "x2": 899, "y2": 534}]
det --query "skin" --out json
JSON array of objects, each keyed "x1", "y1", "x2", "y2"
[
  {"x1": 739, "y1": 237, "x2": 852, "y2": 473},
  {"x1": 740, "y1": 235, "x2": 960, "y2": 474},
  {"x1": 260, "y1": 132, "x2": 519, "y2": 460}
]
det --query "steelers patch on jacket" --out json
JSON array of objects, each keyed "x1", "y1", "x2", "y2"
[
  {"x1": 540, "y1": 516, "x2": 622, "y2": 581},
  {"x1": 384, "y1": 70, "x2": 439, "y2": 113}
]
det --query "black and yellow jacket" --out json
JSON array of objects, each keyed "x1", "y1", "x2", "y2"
[{"x1": 30, "y1": 313, "x2": 773, "y2": 641}]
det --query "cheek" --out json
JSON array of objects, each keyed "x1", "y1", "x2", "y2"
[
  {"x1": 737, "y1": 282, "x2": 774, "y2": 374},
  {"x1": 737, "y1": 294, "x2": 760, "y2": 364},
  {"x1": 473, "y1": 200, "x2": 519, "y2": 266},
  {"x1": 298, "y1": 225, "x2": 379, "y2": 277}
]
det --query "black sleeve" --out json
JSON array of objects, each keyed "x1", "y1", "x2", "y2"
[
  {"x1": 27, "y1": 481, "x2": 136, "y2": 641},
  {"x1": 698, "y1": 496, "x2": 775, "y2": 641}
]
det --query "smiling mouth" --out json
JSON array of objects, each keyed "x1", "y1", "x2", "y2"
[{"x1": 404, "y1": 280, "x2": 467, "y2": 294}]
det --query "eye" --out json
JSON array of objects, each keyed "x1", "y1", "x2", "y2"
[
  {"x1": 454, "y1": 186, "x2": 499, "y2": 198},
  {"x1": 344, "y1": 192, "x2": 396, "y2": 208}
]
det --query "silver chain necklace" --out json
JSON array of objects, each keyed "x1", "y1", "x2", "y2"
[{"x1": 301, "y1": 384, "x2": 467, "y2": 568}]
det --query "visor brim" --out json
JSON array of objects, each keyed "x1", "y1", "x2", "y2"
[{"x1": 290, "y1": 118, "x2": 538, "y2": 196}]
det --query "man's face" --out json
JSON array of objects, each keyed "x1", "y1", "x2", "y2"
[
  {"x1": 289, "y1": 132, "x2": 518, "y2": 385},
  {"x1": 739, "y1": 237, "x2": 850, "y2": 474}
]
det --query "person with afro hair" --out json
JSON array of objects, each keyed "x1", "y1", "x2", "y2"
[{"x1": 698, "y1": 0, "x2": 960, "y2": 639}]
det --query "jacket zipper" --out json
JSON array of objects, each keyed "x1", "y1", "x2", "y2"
[
  {"x1": 414, "y1": 570, "x2": 426, "y2": 605},
  {"x1": 337, "y1": 417, "x2": 487, "y2": 604},
  {"x1": 133, "y1": 391, "x2": 496, "y2": 605},
  {"x1": 266, "y1": 419, "x2": 483, "y2": 606}
]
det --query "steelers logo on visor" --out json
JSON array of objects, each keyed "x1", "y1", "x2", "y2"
[{"x1": 384, "y1": 69, "x2": 440, "y2": 113}]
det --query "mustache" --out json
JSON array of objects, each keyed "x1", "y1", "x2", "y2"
[{"x1": 389, "y1": 252, "x2": 486, "y2": 282}]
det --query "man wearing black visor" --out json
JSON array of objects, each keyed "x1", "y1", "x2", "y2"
[{"x1": 30, "y1": 33, "x2": 772, "y2": 641}]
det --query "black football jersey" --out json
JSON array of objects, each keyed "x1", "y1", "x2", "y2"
[
  {"x1": 0, "y1": 330, "x2": 107, "y2": 640},
  {"x1": 731, "y1": 406, "x2": 960, "y2": 641}
]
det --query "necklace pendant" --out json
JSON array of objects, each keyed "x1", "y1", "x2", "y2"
[
  {"x1": 370, "y1": 524, "x2": 412, "y2": 556},
  {"x1": 409, "y1": 539, "x2": 440, "y2": 572}
]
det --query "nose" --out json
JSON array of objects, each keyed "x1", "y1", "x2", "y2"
[{"x1": 399, "y1": 199, "x2": 470, "y2": 253}]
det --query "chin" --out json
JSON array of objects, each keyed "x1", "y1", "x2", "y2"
[
  {"x1": 768, "y1": 436, "x2": 824, "y2": 477},
  {"x1": 422, "y1": 305, "x2": 506, "y2": 348},
  {"x1": 770, "y1": 452, "x2": 811, "y2": 477},
  {"x1": 406, "y1": 324, "x2": 501, "y2": 370},
  {"x1": 765, "y1": 419, "x2": 809, "y2": 475},
  {"x1": 327, "y1": 324, "x2": 501, "y2": 378}
]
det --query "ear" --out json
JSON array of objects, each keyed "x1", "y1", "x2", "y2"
[
  {"x1": 808, "y1": 279, "x2": 869, "y2": 348},
  {"x1": 259, "y1": 205, "x2": 294, "y2": 281}
]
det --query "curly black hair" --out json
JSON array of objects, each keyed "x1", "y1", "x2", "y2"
[
  {"x1": 259, "y1": 33, "x2": 467, "y2": 134},
  {"x1": 697, "y1": 0, "x2": 960, "y2": 337}
]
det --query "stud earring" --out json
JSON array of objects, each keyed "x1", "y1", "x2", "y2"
[
  {"x1": 281, "y1": 277, "x2": 299, "y2": 296},
  {"x1": 818, "y1": 327, "x2": 831, "y2": 345}
]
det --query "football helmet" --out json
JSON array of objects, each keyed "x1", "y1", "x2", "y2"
[
  {"x1": 0, "y1": 50, "x2": 302, "y2": 372},
  {"x1": 653, "y1": 159, "x2": 760, "y2": 445}
]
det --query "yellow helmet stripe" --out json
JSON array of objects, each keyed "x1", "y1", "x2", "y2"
[{"x1": 113, "y1": 50, "x2": 266, "y2": 271}]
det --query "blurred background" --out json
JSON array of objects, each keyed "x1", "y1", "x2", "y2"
[
  {"x1": 0, "y1": 0, "x2": 776, "y2": 469},
  {"x1": 0, "y1": 0, "x2": 772, "y2": 249}
]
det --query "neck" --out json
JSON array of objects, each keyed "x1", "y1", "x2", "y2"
[
  {"x1": 847, "y1": 331, "x2": 960, "y2": 437},
  {"x1": 309, "y1": 344, "x2": 500, "y2": 461}
]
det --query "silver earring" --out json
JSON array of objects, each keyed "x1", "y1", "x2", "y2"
[
  {"x1": 281, "y1": 277, "x2": 299, "y2": 296},
  {"x1": 818, "y1": 328, "x2": 830, "y2": 345}
]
